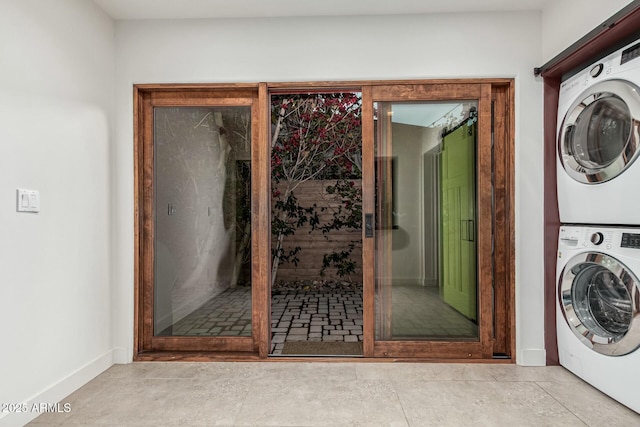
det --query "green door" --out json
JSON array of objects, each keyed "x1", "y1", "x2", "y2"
[{"x1": 441, "y1": 123, "x2": 477, "y2": 321}]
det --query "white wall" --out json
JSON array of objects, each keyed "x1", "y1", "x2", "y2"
[
  {"x1": 392, "y1": 123, "x2": 426, "y2": 284},
  {"x1": 0, "y1": 1, "x2": 115, "y2": 425},
  {"x1": 542, "y1": 0, "x2": 634, "y2": 63},
  {"x1": 114, "y1": 11, "x2": 545, "y2": 365}
]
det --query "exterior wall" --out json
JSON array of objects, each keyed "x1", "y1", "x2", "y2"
[
  {"x1": 114, "y1": 11, "x2": 546, "y2": 365},
  {"x1": 0, "y1": 0, "x2": 115, "y2": 425}
]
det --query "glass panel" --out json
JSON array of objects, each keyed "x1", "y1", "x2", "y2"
[
  {"x1": 153, "y1": 106, "x2": 252, "y2": 337},
  {"x1": 572, "y1": 97, "x2": 631, "y2": 169},
  {"x1": 269, "y1": 92, "x2": 363, "y2": 356},
  {"x1": 571, "y1": 263, "x2": 632, "y2": 338},
  {"x1": 375, "y1": 101, "x2": 479, "y2": 341}
]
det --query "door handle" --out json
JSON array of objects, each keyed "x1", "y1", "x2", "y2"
[
  {"x1": 365, "y1": 213, "x2": 374, "y2": 238},
  {"x1": 461, "y1": 219, "x2": 474, "y2": 242}
]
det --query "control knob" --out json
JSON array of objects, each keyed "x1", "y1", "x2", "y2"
[
  {"x1": 590, "y1": 63, "x2": 604, "y2": 78},
  {"x1": 590, "y1": 232, "x2": 604, "y2": 245}
]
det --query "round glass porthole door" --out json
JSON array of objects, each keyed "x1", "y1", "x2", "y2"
[
  {"x1": 558, "y1": 252, "x2": 640, "y2": 356},
  {"x1": 558, "y1": 79, "x2": 640, "y2": 183}
]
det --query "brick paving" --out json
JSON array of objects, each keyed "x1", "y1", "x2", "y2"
[
  {"x1": 159, "y1": 285, "x2": 252, "y2": 336},
  {"x1": 270, "y1": 288, "x2": 363, "y2": 355},
  {"x1": 160, "y1": 283, "x2": 476, "y2": 353},
  {"x1": 159, "y1": 284, "x2": 364, "y2": 353}
]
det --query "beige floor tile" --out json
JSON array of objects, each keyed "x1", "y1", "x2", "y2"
[
  {"x1": 484, "y1": 364, "x2": 584, "y2": 383},
  {"x1": 31, "y1": 376, "x2": 250, "y2": 426},
  {"x1": 217, "y1": 361, "x2": 358, "y2": 382},
  {"x1": 234, "y1": 376, "x2": 408, "y2": 426},
  {"x1": 26, "y1": 410, "x2": 72, "y2": 426},
  {"x1": 537, "y1": 379, "x2": 640, "y2": 426},
  {"x1": 356, "y1": 362, "x2": 496, "y2": 381},
  {"x1": 98, "y1": 361, "x2": 203, "y2": 379},
  {"x1": 394, "y1": 380, "x2": 587, "y2": 426},
  {"x1": 26, "y1": 363, "x2": 640, "y2": 427}
]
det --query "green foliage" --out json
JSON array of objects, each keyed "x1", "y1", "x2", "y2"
[
  {"x1": 321, "y1": 246, "x2": 357, "y2": 280},
  {"x1": 321, "y1": 178, "x2": 362, "y2": 233}
]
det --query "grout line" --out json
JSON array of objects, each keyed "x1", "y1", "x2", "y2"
[{"x1": 532, "y1": 381, "x2": 590, "y2": 426}]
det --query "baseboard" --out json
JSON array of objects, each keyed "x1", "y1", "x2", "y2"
[
  {"x1": 0, "y1": 349, "x2": 114, "y2": 427},
  {"x1": 517, "y1": 348, "x2": 547, "y2": 366}
]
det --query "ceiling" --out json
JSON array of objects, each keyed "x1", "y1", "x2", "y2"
[
  {"x1": 92, "y1": 0, "x2": 551, "y2": 20},
  {"x1": 392, "y1": 103, "x2": 464, "y2": 129}
]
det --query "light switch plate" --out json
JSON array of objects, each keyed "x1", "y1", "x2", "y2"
[{"x1": 17, "y1": 188, "x2": 40, "y2": 213}]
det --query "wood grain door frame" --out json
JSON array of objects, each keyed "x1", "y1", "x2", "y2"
[
  {"x1": 362, "y1": 82, "x2": 513, "y2": 360},
  {"x1": 134, "y1": 84, "x2": 269, "y2": 357},
  {"x1": 133, "y1": 79, "x2": 514, "y2": 362}
]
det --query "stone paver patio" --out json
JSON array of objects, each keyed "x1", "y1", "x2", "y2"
[
  {"x1": 158, "y1": 283, "x2": 364, "y2": 355},
  {"x1": 270, "y1": 287, "x2": 363, "y2": 355},
  {"x1": 160, "y1": 282, "x2": 478, "y2": 355}
]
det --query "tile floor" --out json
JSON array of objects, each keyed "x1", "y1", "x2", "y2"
[
  {"x1": 27, "y1": 362, "x2": 640, "y2": 426},
  {"x1": 390, "y1": 285, "x2": 478, "y2": 339}
]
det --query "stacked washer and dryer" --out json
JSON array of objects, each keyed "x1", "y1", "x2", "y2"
[{"x1": 556, "y1": 38, "x2": 640, "y2": 413}]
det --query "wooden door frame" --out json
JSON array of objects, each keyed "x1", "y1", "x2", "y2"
[
  {"x1": 133, "y1": 79, "x2": 515, "y2": 362},
  {"x1": 362, "y1": 82, "x2": 505, "y2": 359},
  {"x1": 133, "y1": 84, "x2": 270, "y2": 357}
]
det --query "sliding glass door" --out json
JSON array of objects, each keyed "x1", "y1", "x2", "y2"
[
  {"x1": 137, "y1": 87, "x2": 266, "y2": 353},
  {"x1": 135, "y1": 81, "x2": 513, "y2": 360},
  {"x1": 362, "y1": 84, "x2": 495, "y2": 359}
]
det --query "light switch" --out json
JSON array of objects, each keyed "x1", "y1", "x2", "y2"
[{"x1": 17, "y1": 188, "x2": 40, "y2": 213}]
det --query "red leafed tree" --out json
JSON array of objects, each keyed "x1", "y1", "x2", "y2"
[{"x1": 270, "y1": 92, "x2": 362, "y2": 286}]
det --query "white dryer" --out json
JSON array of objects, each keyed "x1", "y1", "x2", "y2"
[
  {"x1": 557, "y1": 38, "x2": 640, "y2": 225},
  {"x1": 557, "y1": 225, "x2": 640, "y2": 413}
]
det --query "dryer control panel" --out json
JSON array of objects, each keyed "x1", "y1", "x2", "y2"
[{"x1": 621, "y1": 42, "x2": 640, "y2": 65}]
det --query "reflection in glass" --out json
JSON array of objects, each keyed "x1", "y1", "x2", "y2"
[
  {"x1": 572, "y1": 263, "x2": 632, "y2": 337},
  {"x1": 375, "y1": 101, "x2": 479, "y2": 341},
  {"x1": 572, "y1": 97, "x2": 631, "y2": 169},
  {"x1": 153, "y1": 107, "x2": 252, "y2": 337}
]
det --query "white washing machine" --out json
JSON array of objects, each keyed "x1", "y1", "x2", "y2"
[
  {"x1": 557, "y1": 38, "x2": 640, "y2": 225},
  {"x1": 557, "y1": 225, "x2": 640, "y2": 413}
]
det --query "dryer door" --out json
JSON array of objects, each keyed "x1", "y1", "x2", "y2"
[
  {"x1": 559, "y1": 251, "x2": 640, "y2": 355},
  {"x1": 558, "y1": 79, "x2": 640, "y2": 183}
]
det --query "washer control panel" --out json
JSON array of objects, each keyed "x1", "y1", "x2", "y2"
[
  {"x1": 559, "y1": 226, "x2": 640, "y2": 252},
  {"x1": 558, "y1": 226, "x2": 615, "y2": 250}
]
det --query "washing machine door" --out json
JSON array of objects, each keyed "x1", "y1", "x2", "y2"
[
  {"x1": 559, "y1": 251, "x2": 640, "y2": 355},
  {"x1": 558, "y1": 79, "x2": 640, "y2": 183}
]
